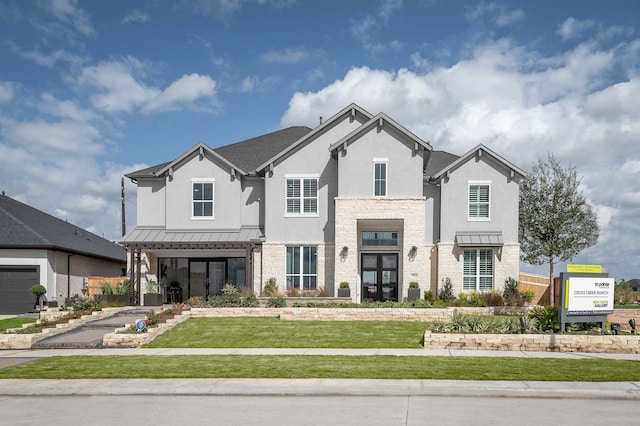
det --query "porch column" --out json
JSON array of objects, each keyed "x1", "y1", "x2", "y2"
[
  {"x1": 245, "y1": 244, "x2": 253, "y2": 293},
  {"x1": 129, "y1": 247, "x2": 135, "y2": 301}
]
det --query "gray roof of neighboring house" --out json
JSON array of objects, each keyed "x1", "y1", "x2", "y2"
[
  {"x1": 126, "y1": 126, "x2": 313, "y2": 179},
  {"x1": 0, "y1": 194, "x2": 126, "y2": 263}
]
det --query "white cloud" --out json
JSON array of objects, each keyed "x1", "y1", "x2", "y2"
[
  {"x1": 122, "y1": 9, "x2": 151, "y2": 24},
  {"x1": 241, "y1": 76, "x2": 257, "y2": 93},
  {"x1": 465, "y1": 2, "x2": 525, "y2": 27},
  {"x1": 260, "y1": 47, "x2": 309, "y2": 64},
  {"x1": 281, "y1": 37, "x2": 640, "y2": 279},
  {"x1": 350, "y1": 0, "x2": 404, "y2": 54},
  {"x1": 36, "y1": 0, "x2": 96, "y2": 39},
  {"x1": 558, "y1": 17, "x2": 597, "y2": 40},
  {"x1": 143, "y1": 73, "x2": 217, "y2": 113},
  {"x1": 178, "y1": 0, "x2": 295, "y2": 19},
  {"x1": 8, "y1": 44, "x2": 85, "y2": 69},
  {"x1": 0, "y1": 81, "x2": 16, "y2": 103}
]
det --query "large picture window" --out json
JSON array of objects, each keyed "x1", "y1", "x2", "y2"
[
  {"x1": 286, "y1": 177, "x2": 318, "y2": 215},
  {"x1": 286, "y1": 246, "x2": 317, "y2": 290},
  {"x1": 463, "y1": 249, "x2": 494, "y2": 291},
  {"x1": 374, "y1": 161, "x2": 387, "y2": 196},
  {"x1": 468, "y1": 182, "x2": 490, "y2": 219},
  {"x1": 192, "y1": 181, "x2": 214, "y2": 217}
]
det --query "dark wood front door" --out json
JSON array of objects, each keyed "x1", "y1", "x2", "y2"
[{"x1": 361, "y1": 253, "x2": 398, "y2": 302}]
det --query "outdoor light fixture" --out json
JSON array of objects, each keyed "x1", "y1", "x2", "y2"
[
  {"x1": 340, "y1": 246, "x2": 348, "y2": 258},
  {"x1": 519, "y1": 316, "x2": 527, "y2": 334},
  {"x1": 409, "y1": 246, "x2": 418, "y2": 258},
  {"x1": 610, "y1": 323, "x2": 621, "y2": 335},
  {"x1": 630, "y1": 318, "x2": 636, "y2": 334}
]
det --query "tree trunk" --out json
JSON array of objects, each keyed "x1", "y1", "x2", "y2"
[{"x1": 548, "y1": 257, "x2": 554, "y2": 306}]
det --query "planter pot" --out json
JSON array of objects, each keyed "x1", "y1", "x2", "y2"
[
  {"x1": 101, "y1": 294, "x2": 131, "y2": 306},
  {"x1": 144, "y1": 293, "x2": 163, "y2": 306},
  {"x1": 337, "y1": 288, "x2": 351, "y2": 298},
  {"x1": 407, "y1": 288, "x2": 421, "y2": 302}
]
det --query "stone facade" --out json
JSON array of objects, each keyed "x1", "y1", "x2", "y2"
[
  {"x1": 436, "y1": 242, "x2": 520, "y2": 297},
  {"x1": 423, "y1": 330, "x2": 640, "y2": 354}
]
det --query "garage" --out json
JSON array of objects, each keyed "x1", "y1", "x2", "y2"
[{"x1": 0, "y1": 266, "x2": 39, "y2": 315}]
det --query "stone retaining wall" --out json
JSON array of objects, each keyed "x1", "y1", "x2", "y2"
[
  {"x1": 423, "y1": 331, "x2": 640, "y2": 354},
  {"x1": 0, "y1": 308, "x2": 125, "y2": 350},
  {"x1": 103, "y1": 313, "x2": 191, "y2": 348}
]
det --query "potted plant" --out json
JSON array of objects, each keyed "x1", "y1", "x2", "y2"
[
  {"x1": 100, "y1": 280, "x2": 131, "y2": 306},
  {"x1": 144, "y1": 279, "x2": 162, "y2": 306},
  {"x1": 29, "y1": 284, "x2": 47, "y2": 311},
  {"x1": 338, "y1": 281, "x2": 350, "y2": 298},
  {"x1": 408, "y1": 281, "x2": 420, "y2": 301}
]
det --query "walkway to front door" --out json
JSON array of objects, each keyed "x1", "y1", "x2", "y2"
[{"x1": 361, "y1": 253, "x2": 398, "y2": 302}]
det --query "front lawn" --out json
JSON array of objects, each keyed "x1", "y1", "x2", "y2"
[
  {"x1": 0, "y1": 355, "x2": 638, "y2": 381},
  {"x1": 144, "y1": 318, "x2": 428, "y2": 348},
  {"x1": 0, "y1": 317, "x2": 36, "y2": 333}
]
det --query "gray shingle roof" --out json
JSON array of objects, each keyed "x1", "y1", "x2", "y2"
[
  {"x1": 0, "y1": 195, "x2": 126, "y2": 263},
  {"x1": 126, "y1": 126, "x2": 313, "y2": 179},
  {"x1": 424, "y1": 151, "x2": 460, "y2": 176},
  {"x1": 214, "y1": 126, "x2": 312, "y2": 173}
]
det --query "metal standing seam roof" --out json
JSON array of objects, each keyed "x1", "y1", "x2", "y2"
[
  {"x1": 122, "y1": 227, "x2": 265, "y2": 245},
  {"x1": 455, "y1": 231, "x2": 504, "y2": 247}
]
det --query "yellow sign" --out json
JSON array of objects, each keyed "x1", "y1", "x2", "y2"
[{"x1": 567, "y1": 264, "x2": 603, "y2": 273}]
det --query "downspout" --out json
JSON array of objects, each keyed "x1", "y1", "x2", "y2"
[{"x1": 67, "y1": 253, "x2": 74, "y2": 299}]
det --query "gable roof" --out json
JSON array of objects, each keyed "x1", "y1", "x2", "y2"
[
  {"x1": 329, "y1": 112, "x2": 432, "y2": 153},
  {"x1": 255, "y1": 103, "x2": 373, "y2": 173},
  {"x1": 0, "y1": 195, "x2": 126, "y2": 263},
  {"x1": 126, "y1": 127, "x2": 312, "y2": 180},
  {"x1": 430, "y1": 144, "x2": 527, "y2": 181}
]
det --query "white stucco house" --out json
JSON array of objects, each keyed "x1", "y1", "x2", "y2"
[{"x1": 122, "y1": 104, "x2": 525, "y2": 304}]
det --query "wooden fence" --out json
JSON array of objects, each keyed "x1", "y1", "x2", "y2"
[{"x1": 87, "y1": 276, "x2": 129, "y2": 300}]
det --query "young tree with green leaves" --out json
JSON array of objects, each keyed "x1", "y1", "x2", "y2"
[{"x1": 519, "y1": 154, "x2": 599, "y2": 306}]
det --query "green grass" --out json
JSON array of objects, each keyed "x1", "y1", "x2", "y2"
[
  {"x1": 0, "y1": 317, "x2": 36, "y2": 333},
  {"x1": 144, "y1": 318, "x2": 428, "y2": 348},
  {"x1": 0, "y1": 355, "x2": 637, "y2": 381}
]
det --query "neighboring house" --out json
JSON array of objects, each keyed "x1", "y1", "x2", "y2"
[
  {"x1": 123, "y1": 104, "x2": 525, "y2": 304},
  {"x1": 0, "y1": 194, "x2": 127, "y2": 314}
]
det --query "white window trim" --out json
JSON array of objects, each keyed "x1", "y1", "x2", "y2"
[
  {"x1": 463, "y1": 248, "x2": 494, "y2": 291},
  {"x1": 284, "y1": 174, "x2": 319, "y2": 217},
  {"x1": 191, "y1": 178, "x2": 215, "y2": 220},
  {"x1": 373, "y1": 158, "x2": 388, "y2": 197},
  {"x1": 468, "y1": 180, "x2": 491, "y2": 222}
]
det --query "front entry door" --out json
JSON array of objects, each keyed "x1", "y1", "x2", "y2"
[
  {"x1": 361, "y1": 253, "x2": 398, "y2": 302},
  {"x1": 189, "y1": 260, "x2": 226, "y2": 299}
]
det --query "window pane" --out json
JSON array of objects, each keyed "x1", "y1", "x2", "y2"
[
  {"x1": 303, "y1": 199, "x2": 317, "y2": 213},
  {"x1": 479, "y1": 186, "x2": 489, "y2": 202},
  {"x1": 203, "y1": 202, "x2": 212, "y2": 217},
  {"x1": 362, "y1": 255, "x2": 378, "y2": 268},
  {"x1": 463, "y1": 277, "x2": 476, "y2": 291},
  {"x1": 382, "y1": 255, "x2": 397, "y2": 269},
  {"x1": 463, "y1": 250, "x2": 476, "y2": 275},
  {"x1": 287, "y1": 199, "x2": 300, "y2": 214},
  {"x1": 193, "y1": 183, "x2": 203, "y2": 201},
  {"x1": 287, "y1": 179, "x2": 300, "y2": 197},
  {"x1": 203, "y1": 183, "x2": 213, "y2": 200},
  {"x1": 286, "y1": 247, "x2": 299, "y2": 274},
  {"x1": 303, "y1": 179, "x2": 317, "y2": 197},
  {"x1": 303, "y1": 246, "x2": 317, "y2": 274}
]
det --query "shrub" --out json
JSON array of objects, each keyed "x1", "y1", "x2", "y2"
[
  {"x1": 409, "y1": 281, "x2": 419, "y2": 289},
  {"x1": 240, "y1": 294, "x2": 259, "y2": 307},
  {"x1": 72, "y1": 299, "x2": 101, "y2": 312},
  {"x1": 315, "y1": 287, "x2": 329, "y2": 297},
  {"x1": 439, "y1": 277, "x2": 455, "y2": 301},
  {"x1": 339, "y1": 281, "x2": 350, "y2": 289},
  {"x1": 479, "y1": 290, "x2": 504, "y2": 307},
  {"x1": 263, "y1": 277, "x2": 279, "y2": 297},
  {"x1": 222, "y1": 282, "x2": 238, "y2": 295},
  {"x1": 185, "y1": 296, "x2": 207, "y2": 308},
  {"x1": 145, "y1": 280, "x2": 160, "y2": 294},
  {"x1": 423, "y1": 290, "x2": 435, "y2": 303},
  {"x1": 502, "y1": 277, "x2": 519, "y2": 300},
  {"x1": 208, "y1": 294, "x2": 240, "y2": 307},
  {"x1": 286, "y1": 286, "x2": 300, "y2": 297},
  {"x1": 266, "y1": 296, "x2": 286, "y2": 307},
  {"x1": 429, "y1": 313, "x2": 521, "y2": 334},
  {"x1": 520, "y1": 289, "x2": 536, "y2": 304},
  {"x1": 29, "y1": 284, "x2": 46, "y2": 297},
  {"x1": 527, "y1": 305, "x2": 559, "y2": 333}
]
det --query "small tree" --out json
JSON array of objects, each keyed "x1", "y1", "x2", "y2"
[
  {"x1": 519, "y1": 154, "x2": 599, "y2": 305},
  {"x1": 29, "y1": 284, "x2": 47, "y2": 311},
  {"x1": 615, "y1": 279, "x2": 634, "y2": 305}
]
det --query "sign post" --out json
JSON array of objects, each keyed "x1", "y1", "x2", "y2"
[{"x1": 559, "y1": 266, "x2": 614, "y2": 332}]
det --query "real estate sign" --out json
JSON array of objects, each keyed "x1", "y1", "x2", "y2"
[{"x1": 564, "y1": 276, "x2": 615, "y2": 315}]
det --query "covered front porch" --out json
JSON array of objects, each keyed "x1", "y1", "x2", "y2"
[{"x1": 122, "y1": 227, "x2": 262, "y2": 305}]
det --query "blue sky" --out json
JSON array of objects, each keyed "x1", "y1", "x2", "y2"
[{"x1": 1, "y1": 0, "x2": 639, "y2": 281}]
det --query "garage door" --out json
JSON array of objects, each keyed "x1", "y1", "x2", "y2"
[{"x1": 0, "y1": 266, "x2": 39, "y2": 315}]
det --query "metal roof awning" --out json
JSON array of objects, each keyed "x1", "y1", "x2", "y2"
[
  {"x1": 455, "y1": 231, "x2": 504, "y2": 247},
  {"x1": 121, "y1": 227, "x2": 265, "y2": 249}
]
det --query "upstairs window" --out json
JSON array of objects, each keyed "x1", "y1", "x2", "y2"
[
  {"x1": 286, "y1": 177, "x2": 318, "y2": 215},
  {"x1": 468, "y1": 182, "x2": 490, "y2": 220},
  {"x1": 192, "y1": 180, "x2": 214, "y2": 218},
  {"x1": 374, "y1": 160, "x2": 387, "y2": 196}
]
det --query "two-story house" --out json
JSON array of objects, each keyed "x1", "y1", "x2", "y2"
[{"x1": 122, "y1": 104, "x2": 525, "y2": 304}]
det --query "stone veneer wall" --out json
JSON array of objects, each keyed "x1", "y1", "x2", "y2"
[
  {"x1": 423, "y1": 331, "x2": 640, "y2": 354},
  {"x1": 260, "y1": 243, "x2": 332, "y2": 296},
  {"x1": 436, "y1": 242, "x2": 520, "y2": 297},
  {"x1": 334, "y1": 197, "x2": 427, "y2": 302}
]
